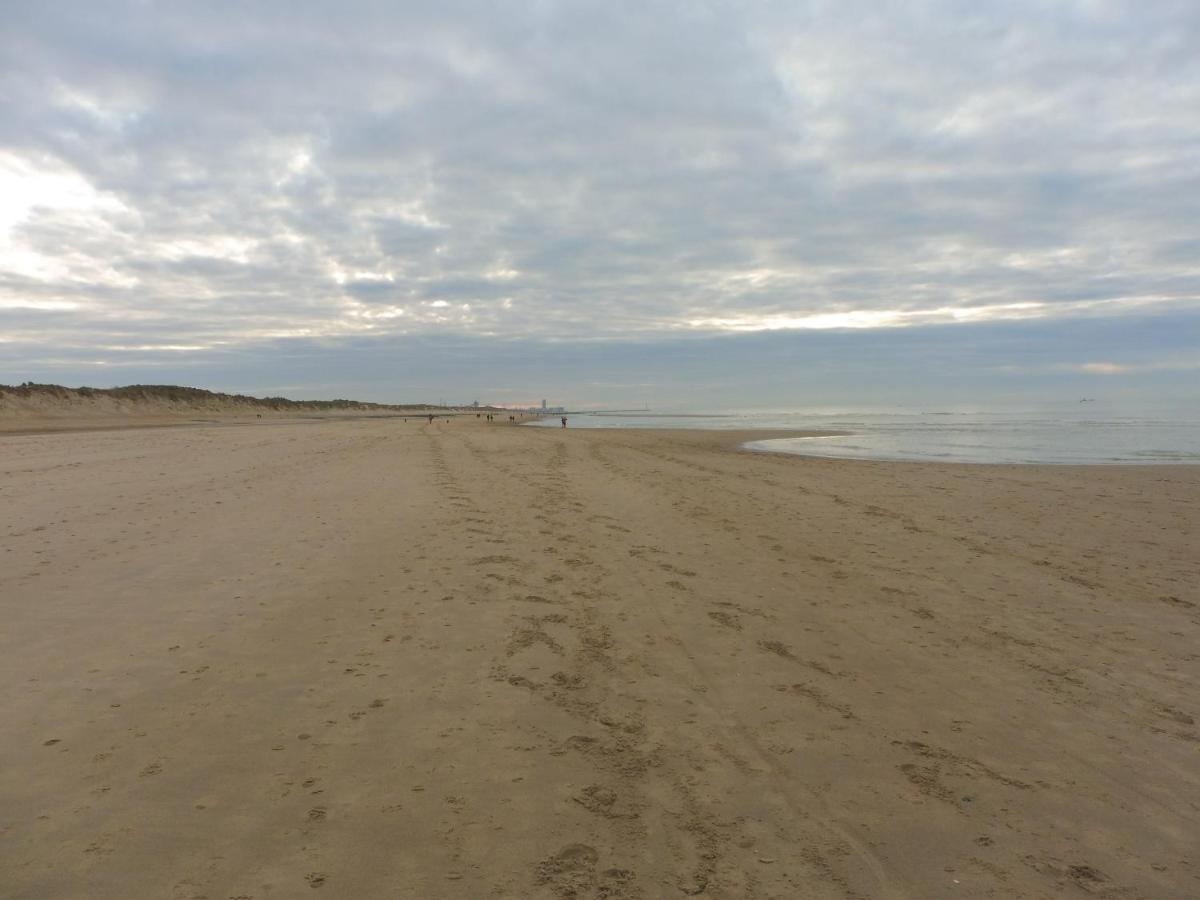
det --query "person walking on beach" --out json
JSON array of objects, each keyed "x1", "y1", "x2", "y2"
[{"x1": 561, "y1": 416, "x2": 567, "y2": 428}]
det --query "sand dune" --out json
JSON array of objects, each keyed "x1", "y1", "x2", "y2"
[
  {"x1": 1, "y1": 417, "x2": 1196, "y2": 898},
  {"x1": 0, "y1": 383, "x2": 452, "y2": 433}
]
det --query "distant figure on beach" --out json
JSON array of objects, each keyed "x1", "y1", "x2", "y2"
[
  {"x1": 427, "y1": 414, "x2": 433, "y2": 424},
  {"x1": 561, "y1": 416, "x2": 567, "y2": 428}
]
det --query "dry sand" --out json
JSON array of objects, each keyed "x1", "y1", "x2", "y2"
[{"x1": 1, "y1": 417, "x2": 1197, "y2": 899}]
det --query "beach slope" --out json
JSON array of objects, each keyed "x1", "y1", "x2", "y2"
[{"x1": 1, "y1": 418, "x2": 1196, "y2": 897}]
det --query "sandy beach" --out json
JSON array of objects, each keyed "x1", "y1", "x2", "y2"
[{"x1": 1, "y1": 416, "x2": 1197, "y2": 899}]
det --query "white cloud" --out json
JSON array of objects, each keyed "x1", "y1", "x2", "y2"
[
  {"x1": 0, "y1": 152, "x2": 130, "y2": 282},
  {"x1": 1064, "y1": 358, "x2": 1200, "y2": 375},
  {"x1": 1077, "y1": 361, "x2": 1131, "y2": 374}
]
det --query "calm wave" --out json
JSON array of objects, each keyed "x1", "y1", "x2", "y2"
[{"x1": 531, "y1": 403, "x2": 1200, "y2": 464}]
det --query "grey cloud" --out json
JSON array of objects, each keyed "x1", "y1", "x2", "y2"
[
  {"x1": 4, "y1": 311, "x2": 1196, "y2": 411},
  {"x1": 1, "y1": 0, "x2": 1198, "y2": 386}
]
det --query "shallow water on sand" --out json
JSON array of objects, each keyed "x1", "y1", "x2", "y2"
[{"x1": 532, "y1": 402, "x2": 1200, "y2": 464}]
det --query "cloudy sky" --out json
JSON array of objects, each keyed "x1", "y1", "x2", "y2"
[{"x1": 1, "y1": 1, "x2": 1197, "y2": 408}]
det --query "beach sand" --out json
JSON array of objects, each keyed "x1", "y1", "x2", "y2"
[{"x1": 1, "y1": 417, "x2": 1197, "y2": 898}]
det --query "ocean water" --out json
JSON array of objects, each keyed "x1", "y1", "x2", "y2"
[{"x1": 530, "y1": 402, "x2": 1200, "y2": 464}]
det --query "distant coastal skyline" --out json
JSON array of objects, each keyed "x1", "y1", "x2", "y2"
[{"x1": 2, "y1": 2, "x2": 1197, "y2": 407}]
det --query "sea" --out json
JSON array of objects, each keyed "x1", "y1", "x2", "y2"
[{"x1": 528, "y1": 400, "x2": 1200, "y2": 465}]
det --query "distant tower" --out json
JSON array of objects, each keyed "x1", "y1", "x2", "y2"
[{"x1": 541, "y1": 399, "x2": 547, "y2": 410}]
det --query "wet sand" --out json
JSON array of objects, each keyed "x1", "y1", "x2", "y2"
[{"x1": 1, "y1": 417, "x2": 1197, "y2": 898}]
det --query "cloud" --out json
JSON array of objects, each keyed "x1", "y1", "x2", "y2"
[
  {"x1": 1068, "y1": 358, "x2": 1200, "y2": 375},
  {"x1": 4, "y1": 309, "x2": 1196, "y2": 411},
  {"x1": 1077, "y1": 362, "x2": 1132, "y2": 374},
  {"x1": 0, "y1": 1, "x2": 1198, "y2": 382}
]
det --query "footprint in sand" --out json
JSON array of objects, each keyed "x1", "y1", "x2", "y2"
[
  {"x1": 536, "y1": 844, "x2": 598, "y2": 893},
  {"x1": 707, "y1": 610, "x2": 741, "y2": 630},
  {"x1": 573, "y1": 784, "x2": 638, "y2": 820}
]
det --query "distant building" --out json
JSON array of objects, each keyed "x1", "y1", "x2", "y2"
[{"x1": 541, "y1": 399, "x2": 547, "y2": 410}]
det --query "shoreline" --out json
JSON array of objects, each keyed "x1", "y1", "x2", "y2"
[
  {"x1": 2, "y1": 417, "x2": 1197, "y2": 897},
  {"x1": 528, "y1": 406, "x2": 1200, "y2": 467},
  {"x1": 10, "y1": 407, "x2": 1198, "y2": 467},
  {"x1": 5, "y1": 413, "x2": 1199, "y2": 470},
  {"x1": 4, "y1": 413, "x2": 1197, "y2": 474},
  {"x1": 741, "y1": 438, "x2": 1200, "y2": 468}
]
